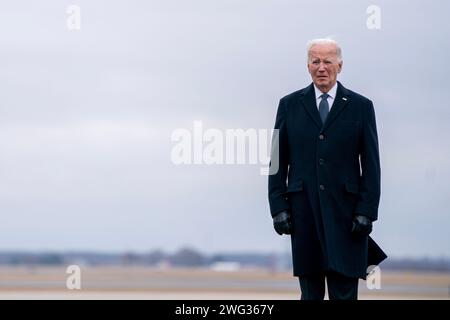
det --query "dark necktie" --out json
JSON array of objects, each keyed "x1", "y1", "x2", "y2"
[{"x1": 319, "y1": 93, "x2": 330, "y2": 124}]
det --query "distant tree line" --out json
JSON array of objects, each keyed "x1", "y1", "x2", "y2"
[
  {"x1": 0, "y1": 248, "x2": 449, "y2": 272},
  {"x1": 0, "y1": 247, "x2": 276, "y2": 268}
]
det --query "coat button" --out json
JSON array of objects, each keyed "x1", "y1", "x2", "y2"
[
  {"x1": 319, "y1": 134, "x2": 325, "y2": 140},
  {"x1": 319, "y1": 158, "x2": 324, "y2": 165},
  {"x1": 319, "y1": 184, "x2": 325, "y2": 191}
]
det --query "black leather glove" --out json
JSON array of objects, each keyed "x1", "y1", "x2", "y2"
[
  {"x1": 351, "y1": 214, "x2": 373, "y2": 236},
  {"x1": 273, "y1": 211, "x2": 292, "y2": 235}
]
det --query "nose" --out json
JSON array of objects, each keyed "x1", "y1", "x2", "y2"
[{"x1": 318, "y1": 62, "x2": 327, "y2": 72}]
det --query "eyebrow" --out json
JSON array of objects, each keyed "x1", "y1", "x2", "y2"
[{"x1": 311, "y1": 58, "x2": 334, "y2": 61}]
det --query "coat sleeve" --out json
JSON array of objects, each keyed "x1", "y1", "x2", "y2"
[
  {"x1": 355, "y1": 100, "x2": 381, "y2": 221},
  {"x1": 268, "y1": 98, "x2": 290, "y2": 217}
]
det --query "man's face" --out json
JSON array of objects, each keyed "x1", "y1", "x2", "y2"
[{"x1": 307, "y1": 43, "x2": 342, "y2": 92}]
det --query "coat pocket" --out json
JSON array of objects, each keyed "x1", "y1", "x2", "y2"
[
  {"x1": 285, "y1": 180, "x2": 304, "y2": 194},
  {"x1": 340, "y1": 120, "x2": 361, "y2": 127},
  {"x1": 345, "y1": 181, "x2": 360, "y2": 194}
]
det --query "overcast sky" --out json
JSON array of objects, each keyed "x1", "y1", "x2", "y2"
[{"x1": 0, "y1": 0, "x2": 449, "y2": 258}]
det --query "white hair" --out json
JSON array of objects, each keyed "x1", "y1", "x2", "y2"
[{"x1": 306, "y1": 38, "x2": 342, "y2": 63}]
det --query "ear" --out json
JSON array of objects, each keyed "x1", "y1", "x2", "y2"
[
  {"x1": 338, "y1": 61, "x2": 343, "y2": 73},
  {"x1": 307, "y1": 63, "x2": 312, "y2": 75}
]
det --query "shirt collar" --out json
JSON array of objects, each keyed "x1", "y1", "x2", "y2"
[{"x1": 314, "y1": 82, "x2": 338, "y2": 100}]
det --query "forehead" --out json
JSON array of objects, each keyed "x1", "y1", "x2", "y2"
[{"x1": 309, "y1": 44, "x2": 338, "y2": 59}]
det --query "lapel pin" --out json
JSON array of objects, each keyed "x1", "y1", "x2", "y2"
[{"x1": 342, "y1": 97, "x2": 347, "y2": 101}]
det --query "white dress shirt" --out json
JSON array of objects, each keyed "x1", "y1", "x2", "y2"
[{"x1": 314, "y1": 82, "x2": 338, "y2": 111}]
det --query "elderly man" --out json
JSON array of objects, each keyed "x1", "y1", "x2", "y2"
[{"x1": 268, "y1": 38, "x2": 386, "y2": 300}]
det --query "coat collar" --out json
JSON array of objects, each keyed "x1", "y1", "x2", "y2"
[{"x1": 299, "y1": 81, "x2": 351, "y2": 132}]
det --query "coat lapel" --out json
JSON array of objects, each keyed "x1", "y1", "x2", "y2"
[
  {"x1": 299, "y1": 83, "x2": 323, "y2": 130},
  {"x1": 321, "y1": 81, "x2": 351, "y2": 132}
]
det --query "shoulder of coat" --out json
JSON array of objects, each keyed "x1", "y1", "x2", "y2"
[
  {"x1": 344, "y1": 88, "x2": 373, "y2": 105},
  {"x1": 280, "y1": 85, "x2": 311, "y2": 103}
]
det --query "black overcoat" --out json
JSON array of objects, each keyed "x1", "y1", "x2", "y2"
[{"x1": 268, "y1": 82, "x2": 386, "y2": 278}]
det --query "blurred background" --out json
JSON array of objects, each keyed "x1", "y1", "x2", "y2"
[{"x1": 0, "y1": 0, "x2": 449, "y2": 299}]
